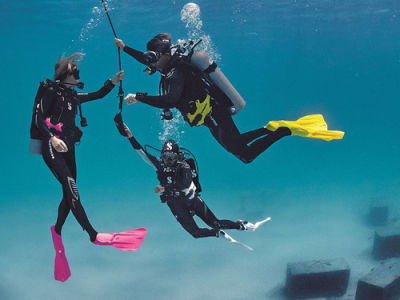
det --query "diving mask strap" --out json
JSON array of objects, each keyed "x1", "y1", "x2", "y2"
[{"x1": 204, "y1": 62, "x2": 217, "y2": 74}]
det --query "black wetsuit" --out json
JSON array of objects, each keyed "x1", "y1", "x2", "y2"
[
  {"x1": 127, "y1": 133, "x2": 241, "y2": 238},
  {"x1": 123, "y1": 46, "x2": 290, "y2": 163},
  {"x1": 34, "y1": 80, "x2": 115, "y2": 241}
]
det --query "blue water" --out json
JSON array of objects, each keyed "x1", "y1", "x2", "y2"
[{"x1": 1, "y1": 1, "x2": 400, "y2": 299}]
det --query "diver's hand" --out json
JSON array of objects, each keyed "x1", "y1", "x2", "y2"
[
  {"x1": 125, "y1": 93, "x2": 138, "y2": 105},
  {"x1": 154, "y1": 185, "x2": 165, "y2": 194},
  {"x1": 115, "y1": 38, "x2": 125, "y2": 50},
  {"x1": 50, "y1": 136, "x2": 68, "y2": 152},
  {"x1": 122, "y1": 123, "x2": 133, "y2": 138},
  {"x1": 112, "y1": 70, "x2": 124, "y2": 85}
]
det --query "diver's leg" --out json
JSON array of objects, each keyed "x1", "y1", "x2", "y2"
[
  {"x1": 244, "y1": 127, "x2": 291, "y2": 162},
  {"x1": 41, "y1": 163, "x2": 70, "y2": 235},
  {"x1": 239, "y1": 128, "x2": 271, "y2": 144},
  {"x1": 54, "y1": 195, "x2": 70, "y2": 235},
  {"x1": 42, "y1": 138, "x2": 97, "y2": 241},
  {"x1": 205, "y1": 107, "x2": 246, "y2": 158},
  {"x1": 192, "y1": 195, "x2": 241, "y2": 230},
  {"x1": 167, "y1": 200, "x2": 219, "y2": 238},
  {"x1": 205, "y1": 108, "x2": 290, "y2": 163},
  {"x1": 54, "y1": 147, "x2": 77, "y2": 235}
]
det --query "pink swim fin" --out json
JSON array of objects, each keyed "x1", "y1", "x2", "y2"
[
  {"x1": 93, "y1": 228, "x2": 147, "y2": 251},
  {"x1": 50, "y1": 226, "x2": 71, "y2": 282}
]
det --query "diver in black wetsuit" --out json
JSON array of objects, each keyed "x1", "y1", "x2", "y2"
[
  {"x1": 118, "y1": 122, "x2": 270, "y2": 245},
  {"x1": 31, "y1": 53, "x2": 124, "y2": 242},
  {"x1": 114, "y1": 34, "x2": 291, "y2": 164}
]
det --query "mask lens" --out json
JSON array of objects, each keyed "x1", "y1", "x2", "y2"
[
  {"x1": 144, "y1": 51, "x2": 159, "y2": 65},
  {"x1": 162, "y1": 152, "x2": 177, "y2": 162},
  {"x1": 72, "y1": 68, "x2": 80, "y2": 80}
]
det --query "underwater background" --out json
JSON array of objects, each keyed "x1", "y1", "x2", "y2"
[{"x1": 1, "y1": 0, "x2": 400, "y2": 299}]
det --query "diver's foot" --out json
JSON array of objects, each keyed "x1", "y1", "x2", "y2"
[
  {"x1": 93, "y1": 228, "x2": 147, "y2": 251},
  {"x1": 238, "y1": 217, "x2": 271, "y2": 231},
  {"x1": 276, "y1": 127, "x2": 291, "y2": 136},
  {"x1": 217, "y1": 230, "x2": 253, "y2": 251},
  {"x1": 238, "y1": 220, "x2": 254, "y2": 231},
  {"x1": 218, "y1": 230, "x2": 235, "y2": 242}
]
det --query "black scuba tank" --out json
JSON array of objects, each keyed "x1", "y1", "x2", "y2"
[{"x1": 29, "y1": 79, "x2": 61, "y2": 154}]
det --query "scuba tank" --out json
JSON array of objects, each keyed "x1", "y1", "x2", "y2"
[
  {"x1": 167, "y1": 40, "x2": 246, "y2": 117},
  {"x1": 189, "y1": 50, "x2": 246, "y2": 115}
]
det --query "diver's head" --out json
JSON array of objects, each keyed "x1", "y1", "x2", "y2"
[
  {"x1": 144, "y1": 33, "x2": 172, "y2": 74},
  {"x1": 54, "y1": 52, "x2": 84, "y2": 89},
  {"x1": 161, "y1": 139, "x2": 180, "y2": 166}
]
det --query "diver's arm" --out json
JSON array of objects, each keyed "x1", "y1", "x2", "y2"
[
  {"x1": 77, "y1": 79, "x2": 115, "y2": 103},
  {"x1": 128, "y1": 134, "x2": 160, "y2": 170},
  {"x1": 123, "y1": 46, "x2": 149, "y2": 65},
  {"x1": 36, "y1": 88, "x2": 57, "y2": 139},
  {"x1": 77, "y1": 71, "x2": 123, "y2": 103},
  {"x1": 135, "y1": 69, "x2": 185, "y2": 108}
]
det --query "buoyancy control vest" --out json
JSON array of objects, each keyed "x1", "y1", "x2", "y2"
[
  {"x1": 29, "y1": 79, "x2": 86, "y2": 154},
  {"x1": 164, "y1": 41, "x2": 246, "y2": 126},
  {"x1": 157, "y1": 157, "x2": 201, "y2": 202}
]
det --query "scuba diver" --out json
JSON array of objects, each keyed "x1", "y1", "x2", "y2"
[
  {"x1": 30, "y1": 53, "x2": 147, "y2": 282},
  {"x1": 115, "y1": 34, "x2": 344, "y2": 164},
  {"x1": 115, "y1": 117, "x2": 271, "y2": 250}
]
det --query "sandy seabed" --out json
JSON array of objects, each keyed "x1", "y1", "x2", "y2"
[{"x1": 0, "y1": 192, "x2": 397, "y2": 300}]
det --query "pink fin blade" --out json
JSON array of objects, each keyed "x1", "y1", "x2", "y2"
[
  {"x1": 93, "y1": 228, "x2": 147, "y2": 251},
  {"x1": 50, "y1": 226, "x2": 71, "y2": 282}
]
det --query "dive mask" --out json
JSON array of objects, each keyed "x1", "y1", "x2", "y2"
[
  {"x1": 143, "y1": 51, "x2": 160, "y2": 75},
  {"x1": 68, "y1": 64, "x2": 84, "y2": 89},
  {"x1": 162, "y1": 151, "x2": 178, "y2": 165},
  {"x1": 143, "y1": 51, "x2": 160, "y2": 65},
  {"x1": 71, "y1": 68, "x2": 80, "y2": 80}
]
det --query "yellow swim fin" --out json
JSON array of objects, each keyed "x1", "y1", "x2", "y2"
[{"x1": 265, "y1": 114, "x2": 345, "y2": 141}]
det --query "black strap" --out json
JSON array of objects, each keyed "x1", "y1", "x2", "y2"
[{"x1": 203, "y1": 61, "x2": 217, "y2": 74}]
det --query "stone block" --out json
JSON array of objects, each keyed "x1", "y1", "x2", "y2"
[
  {"x1": 356, "y1": 259, "x2": 400, "y2": 300},
  {"x1": 285, "y1": 258, "x2": 350, "y2": 299},
  {"x1": 373, "y1": 228, "x2": 400, "y2": 259}
]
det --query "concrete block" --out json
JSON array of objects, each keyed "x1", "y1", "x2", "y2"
[
  {"x1": 355, "y1": 259, "x2": 400, "y2": 300},
  {"x1": 373, "y1": 228, "x2": 400, "y2": 259},
  {"x1": 285, "y1": 258, "x2": 350, "y2": 299}
]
